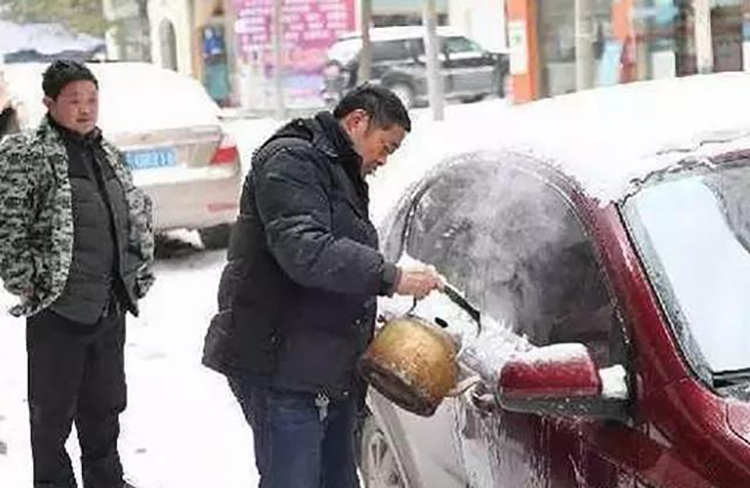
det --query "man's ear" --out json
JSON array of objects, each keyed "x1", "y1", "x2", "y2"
[
  {"x1": 342, "y1": 108, "x2": 368, "y2": 133},
  {"x1": 350, "y1": 109, "x2": 370, "y2": 129},
  {"x1": 43, "y1": 96, "x2": 53, "y2": 110}
]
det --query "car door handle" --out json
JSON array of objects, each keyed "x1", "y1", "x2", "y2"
[{"x1": 464, "y1": 382, "x2": 499, "y2": 415}]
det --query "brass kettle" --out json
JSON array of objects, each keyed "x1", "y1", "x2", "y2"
[{"x1": 359, "y1": 315, "x2": 464, "y2": 417}]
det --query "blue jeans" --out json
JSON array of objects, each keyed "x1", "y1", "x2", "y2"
[{"x1": 267, "y1": 390, "x2": 359, "y2": 488}]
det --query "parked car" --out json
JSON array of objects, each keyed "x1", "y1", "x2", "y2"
[
  {"x1": 2, "y1": 61, "x2": 241, "y2": 248},
  {"x1": 321, "y1": 26, "x2": 509, "y2": 109},
  {"x1": 362, "y1": 73, "x2": 750, "y2": 487}
]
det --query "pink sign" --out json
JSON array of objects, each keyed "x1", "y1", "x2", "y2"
[{"x1": 233, "y1": 0, "x2": 355, "y2": 73}]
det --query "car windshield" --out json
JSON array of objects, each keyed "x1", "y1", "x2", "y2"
[
  {"x1": 327, "y1": 38, "x2": 361, "y2": 64},
  {"x1": 622, "y1": 162, "x2": 750, "y2": 374}
]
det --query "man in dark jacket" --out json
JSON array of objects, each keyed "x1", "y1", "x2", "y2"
[
  {"x1": 203, "y1": 84, "x2": 442, "y2": 488},
  {"x1": 0, "y1": 60, "x2": 154, "y2": 488}
]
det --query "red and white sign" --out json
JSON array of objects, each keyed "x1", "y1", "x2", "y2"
[{"x1": 233, "y1": 0, "x2": 355, "y2": 72}]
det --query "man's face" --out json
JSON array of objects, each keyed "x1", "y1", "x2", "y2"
[
  {"x1": 44, "y1": 80, "x2": 98, "y2": 135},
  {"x1": 346, "y1": 109, "x2": 406, "y2": 177}
]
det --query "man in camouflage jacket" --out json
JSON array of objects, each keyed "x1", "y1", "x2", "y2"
[
  {"x1": 0, "y1": 109, "x2": 155, "y2": 319},
  {"x1": 0, "y1": 60, "x2": 153, "y2": 488}
]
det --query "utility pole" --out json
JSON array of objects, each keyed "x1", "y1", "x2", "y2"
[
  {"x1": 358, "y1": 0, "x2": 372, "y2": 84},
  {"x1": 694, "y1": 0, "x2": 713, "y2": 73},
  {"x1": 423, "y1": 0, "x2": 444, "y2": 120},
  {"x1": 575, "y1": 0, "x2": 594, "y2": 90},
  {"x1": 272, "y1": 0, "x2": 285, "y2": 119}
]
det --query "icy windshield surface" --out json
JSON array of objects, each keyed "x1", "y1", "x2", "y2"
[{"x1": 624, "y1": 164, "x2": 750, "y2": 373}]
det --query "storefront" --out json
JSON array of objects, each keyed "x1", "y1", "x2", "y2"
[
  {"x1": 508, "y1": 0, "x2": 749, "y2": 102},
  {"x1": 228, "y1": 0, "x2": 356, "y2": 110}
]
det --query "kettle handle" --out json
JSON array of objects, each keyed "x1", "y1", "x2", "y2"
[{"x1": 446, "y1": 375, "x2": 482, "y2": 397}]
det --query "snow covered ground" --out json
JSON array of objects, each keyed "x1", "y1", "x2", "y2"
[{"x1": 0, "y1": 244, "x2": 259, "y2": 488}]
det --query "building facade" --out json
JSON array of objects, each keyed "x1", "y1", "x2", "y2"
[
  {"x1": 146, "y1": 0, "x2": 236, "y2": 106},
  {"x1": 449, "y1": 0, "x2": 507, "y2": 53},
  {"x1": 509, "y1": 0, "x2": 750, "y2": 102},
  {"x1": 103, "y1": 0, "x2": 151, "y2": 61},
  {"x1": 142, "y1": 0, "x2": 507, "y2": 110}
]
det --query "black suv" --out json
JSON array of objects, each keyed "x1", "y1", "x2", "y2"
[{"x1": 321, "y1": 26, "x2": 510, "y2": 108}]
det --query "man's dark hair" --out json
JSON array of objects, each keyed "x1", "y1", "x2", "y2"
[
  {"x1": 333, "y1": 84, "x2": 411, "y2": 132},
  {"x1": 42, "y1": 60, "x2": 98, "y2": 100}
]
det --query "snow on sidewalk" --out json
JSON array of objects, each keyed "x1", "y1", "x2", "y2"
[{"x1": 0, "y1": 245, "x2": 259, "y2": 488}]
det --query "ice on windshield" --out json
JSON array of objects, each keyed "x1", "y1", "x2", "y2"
[{"x1": 626, "y1": 167, "x2": 750, "y2": 372}]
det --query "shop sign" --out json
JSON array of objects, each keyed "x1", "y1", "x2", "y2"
[{"x1": 233, "y1": 0, "x2": 355, "y2": 73}]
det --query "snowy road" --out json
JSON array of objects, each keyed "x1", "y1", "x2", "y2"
[{"x1": 0, "y1": 241, "x2": 259, "y2": 488}]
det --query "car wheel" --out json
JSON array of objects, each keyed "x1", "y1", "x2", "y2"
[
  {"x1": 387, "y1": 83, "x2": 415, "y2": 110},
  {"x1": 460, "y1": 94, "x2": 486, "y2": 104},
  {"x1": 360, "y1": 415, "x2": 410, "y2": 488},
  {"x1": 198, "y1": 223, "x2": 232, "y2": 249}
]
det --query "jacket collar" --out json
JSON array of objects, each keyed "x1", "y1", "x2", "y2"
[
  {"x1": 313, "y1": 112, "x2": 370, "y2": 198},
  {"x1": 46, "y1": 115, "x2": 103, "y2": 147},
  {"x1": 310, "y1": 112, "x2": 359, "y2": 161}
]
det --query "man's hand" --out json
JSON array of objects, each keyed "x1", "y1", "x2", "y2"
[{"x1": 394, "y1": 267, "x2": 443, "y2": 300}]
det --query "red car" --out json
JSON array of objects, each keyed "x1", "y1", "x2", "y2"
[{"x1": 361, "y1": 73, "x2": 750, "y2": 487}]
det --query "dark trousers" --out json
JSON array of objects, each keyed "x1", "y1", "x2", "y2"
[
  {"x1": 26, "y1": 309, "x2": 127, "y2": 488},
  {"x1": 228, "y1": 376, "x2": 360, "y2": 488}
]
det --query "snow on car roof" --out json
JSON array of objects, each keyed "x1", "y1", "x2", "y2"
[
  {"x1": 487, "y1": 72, "x2": 750, "y2": 202},
  {"x1": 371, "y1": 72, "x2": 750, "y2": 221},
  {"x1": 337, "y1": 25, "x2": 464, "y2": 42},
  {"x1": 2, "y1": 61, "x2": 220, "y2": 135}
]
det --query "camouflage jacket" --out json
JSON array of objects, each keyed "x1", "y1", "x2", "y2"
[{"x1": 0, "y1": 117, "x2": 155, "y2": 317}]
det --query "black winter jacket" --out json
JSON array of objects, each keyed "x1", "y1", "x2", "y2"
[{"x1": 203, "y1": 112, "x2": 399, "y2": 398}]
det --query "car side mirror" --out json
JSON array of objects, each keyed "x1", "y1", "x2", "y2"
[{"x1": 496, "y1": 343, "x2": 629, "y2": 420}]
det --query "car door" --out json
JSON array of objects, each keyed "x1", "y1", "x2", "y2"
[
  {"x1": 370, "y1": 39, "x2": 419, "y2": 82},
  {"x1": 383, "y1": 154, "x2": 636, "y2": 487},
  {"x1": 441, "y1": 36, "x2": 497, "y2": 98},
  {"x1": 374, "y1": 158, "x2": 487, "y2": 488},
  {"x1": 407, "y1": 37, "x2": 452, "y2": 98}
]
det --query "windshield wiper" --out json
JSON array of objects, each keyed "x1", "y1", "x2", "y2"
[{"x1": 713, "y1": 368, "x2": 750, "y2": 387}]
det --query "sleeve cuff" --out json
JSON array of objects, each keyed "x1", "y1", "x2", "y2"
[{"x1": 379, "y1": 262, "x2": 401, "y2": 297}]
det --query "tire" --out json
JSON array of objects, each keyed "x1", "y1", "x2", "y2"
[
  {"x1": 198, "y1": 223, "x2": 232, "y2": 249},
  {"x1": 460, "y1": 94, "x2": 486, "y2": 104},
  {"x1": 360, "y1": 415, "x2": 410, "y2": 488},
  {"x1": 387, "y1": 83, "x2": 415, "y2": 110}
]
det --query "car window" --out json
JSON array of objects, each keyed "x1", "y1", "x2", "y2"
[
  {"x1": 403, "y1": 156, "x2": 623, "y2": 366},
  {"x1": 372, "y1": 40, "x2": 413, "y2": 62},
  {"x1": 443, "y1": 36, "x2": 484, "y2": 55},
  {"x1": 623, "y1": 163, "x2": 750, "y2": 373}
]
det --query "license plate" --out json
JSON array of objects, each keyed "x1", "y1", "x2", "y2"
[{"x1": 125, "y1": 148, "x2": 177, "y2": 170}]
